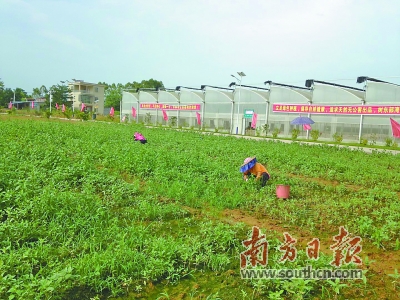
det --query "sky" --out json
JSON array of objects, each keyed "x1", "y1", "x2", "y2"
[{"x1": 1, "y1": 0, "x2": 399, "y2": 94}]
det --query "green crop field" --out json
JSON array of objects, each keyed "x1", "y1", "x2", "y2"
[{"x1": 0, "y1": 116, "x2": 399, "y2": 299}]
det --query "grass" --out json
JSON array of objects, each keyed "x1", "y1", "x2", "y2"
[{"x1": 0, "y1": 115, "x2": 399, "y2": 299}]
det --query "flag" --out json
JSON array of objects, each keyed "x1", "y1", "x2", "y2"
[
  {"x1": 251, "y1": 113, "x2": 258, "y2": 129},
  {"x1": 62, "y1": 104, "x2": 66, "y2": 112},
  {"x1": 132, "y1": 107, "x2": 137, "y2": 118},
  {"x1": 8, "y1": 102, "x2": 12, "y2": 109},
  {"x1": 303, "y1": 124, "x2": 312, "y2": 131},
  {"x1": 31, "y1": 101, "x2": 34, "y2": 109},
  {"x1": 390, "y1": 118, "x2": 400, "y2": 138},
  {"x1": 110, "y1": 107, "x2": 115, "y2": 117},
  {"x1": 55, "y1": 103, "x2": 59, "y2": 110},
  {"x1": 196, "y1": 112, "x2": 201, "y2": 125},
  {"x1": 80, "y1": 103, "x2": 85, "y2": 112},
  {"x1": 162, "y1": 109, "x2": 168, "y2": 121}
]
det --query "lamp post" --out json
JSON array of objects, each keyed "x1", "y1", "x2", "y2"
[
  {"x1": 231, "y1": 72, "x2": 246, "y2": 134},
  {"x1": 49, "y1": 90, "x2": 52, "y2": 113},
  {"x1": 60, "y1": 80, "x2": 68, "y2": 110}
]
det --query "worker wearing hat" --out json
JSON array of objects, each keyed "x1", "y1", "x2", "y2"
[{"x1": 240, "y1": 157, "x2": 270, "y2": 187}]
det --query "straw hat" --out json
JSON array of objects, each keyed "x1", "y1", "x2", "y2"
[{"x1": 241, "y1": 156, "x2": 256, "y2": 167}]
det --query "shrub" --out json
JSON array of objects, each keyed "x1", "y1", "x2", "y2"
[
  {"x1": 360, "y1": 137, "x2": 368, "y2": 146},
  {"x1": 291, "y1": 128, "x2": 300, "y2": 140},
  {"x1": 272, "y1": 128, "x2": 279, "y2": 138},
  {"x1": 310, "y1": 129, "x2": 320, "y2": 141},
  {"x1": 262, "y1": 124, "x2": 269, "y2": 136},
  {"x1": 332, "y1": 132, "x2": 343, "y2": 143},
  {"x1": 256, "y1": 127, "x2": 262, "y2": 137},
  {"x1": 369, "y1": 133, "x2": 377, "y2": 146},
  {"x1": 169, "y1": 116, "x2": 177, "y2": 127},
  {"x1": 44, "y1": 110, "x2": 52, "y2": 119},
  {"x1": 144, "y1": 112, "x2": 152, "y2": 124},
  {"x1": 385, "y1": 137, "x2": 393, "y2": 147},
  {"x1": 63, "y1": 110, "x2": 72, "y2": 120},
  {"x1": 77, "y1": 111, "x2": 89, "y2": 121},
  {"x1": 7, "y1": 108, "x2": 16, "y2": 115}
]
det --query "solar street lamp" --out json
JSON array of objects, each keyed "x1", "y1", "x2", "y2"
[{"x1": 231, "y1": 72, "x2": 246, "y2": 134}]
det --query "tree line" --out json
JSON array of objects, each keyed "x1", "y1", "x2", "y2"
[{"x1": 0, "y1": 78, "x2": 164, "y2": 111}]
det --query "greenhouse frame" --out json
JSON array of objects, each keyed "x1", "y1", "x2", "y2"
[{"x1": 121, "y1": 76, "x2": 400, "y2": 143}]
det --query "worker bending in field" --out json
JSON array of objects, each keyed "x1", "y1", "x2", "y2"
[
  {"x1": 240, "y1": 157, "x2": 270, "y2": 187},
  {"x1": 133, "y1": 132, "x2": 147, "y2": 144}
]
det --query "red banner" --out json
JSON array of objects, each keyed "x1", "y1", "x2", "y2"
[
  {"x1": 162, "y1": 109, "x2": 168, "y2": 121},
  {"x1": 251, "y1": 113, "x2": 258, "y2": 128},
  {"x1": 196, "y1": 112, "x2": 201, "y2": 125},
  {"x1": 140, "y1": 103, "x2": 201, "y2": 111},
  {"x1": 390, "y1": 118, "x2": 400, "y2": 138},
  {"x1": 273, "y1": 104, "x2": 400, "y2": 115}
]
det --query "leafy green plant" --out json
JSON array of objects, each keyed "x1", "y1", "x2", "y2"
[
  {"x1": 310, "y1": 129, "x2": 320, "y2": 141},
  {"x1": 327, "y1": 279, "x2": 347, "y2": 295},
  {"x1": 256, "y1": 126, "x2": 263, "y2": 137},
  {"x1": 272, "y1": 128, "x2": 279, "y2": 138},
  {"x1": 44, "y1": 110, "x2": 52, "y2": 119},
  {"x1": 371, "y1": 226, "x2": 390, "y2": 248},
  {"x1": 7, "y1": 107, "x2": 16, "y2": 114},
  {"x1": 262, "y1": 124, "x2": 269, "y2": 136},
  {"x1": 395, "y1": 238, "x2": 400, "y2": 251},
  {"x1": 369, "y1": 133, "x2": 377, "y2": 146},
  {"x1": 77, "y1": 111, "x2": 89, "y2": 121},
  {"x1": 388, "y1": 269, "x2": 400, "y2": 291},
  {"x1": 169, "y1": 116, "x2": 177, "y2": 127},
  {"x1": 268, "y1": 290, "x2": 284, "y2": 300},
  {"x1": 385, "y1": 137, "x2": 393, "y2": 147},
  {"x1": 360, "y1": 137, "x2": 368, "y2": 146},
  {"x1": 332, "y1": 132, "x2": 343, "y2": 143},
  {"x1": 291, "y1": 128, "x2": 300, "y2": 140},
  {"x1": 144, "y1": 112, "x2": 152, "y2": 124},
  {"x1": 62, "y1": 109, "x2": 72, "y2": 119}
]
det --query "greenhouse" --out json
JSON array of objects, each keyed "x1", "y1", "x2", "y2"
[{"x1": 121, "y1": 76, "x2": 400, "y2": 143}]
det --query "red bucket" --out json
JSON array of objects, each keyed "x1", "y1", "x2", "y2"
[{"x1": 276, "y1": 184, "x2": 290, "y2": 199}]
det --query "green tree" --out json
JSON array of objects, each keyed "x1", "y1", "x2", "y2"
[
  {"x1": 32, "y1": 85, "x2": 48, "y2": 99},
  {"x1": 100, "y1": 79, "x2": 164, "y2": 110},
  {"x1": 42, "y1": 84, "x2": 72, "y2": 109},
  {"x1": 104, "y1": 84, "x2": 123, "y2": 109},
  {"x1": 124, "y1": 78, "x2": 164, "y2": 90},
  {"x1": 0, "y1": 79, "x2": 4, "y2": 107},
  {"x1": 14, "y1": 88, "x2": 27, "y2": 101},
  {"x1": 1, "y1": 88, "x2": 15, "y2": 107},
  {"x1": 0, "y1": 80, "x2": 27, "y2": 106}
]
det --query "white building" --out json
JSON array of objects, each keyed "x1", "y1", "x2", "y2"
[{"x1": 68, "y1": 79, "x2": 105, "y2": 114}]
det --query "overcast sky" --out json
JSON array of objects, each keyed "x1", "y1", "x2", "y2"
[{"x1": 1, "y1": 0, "x2": 399, "y2": 93}]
